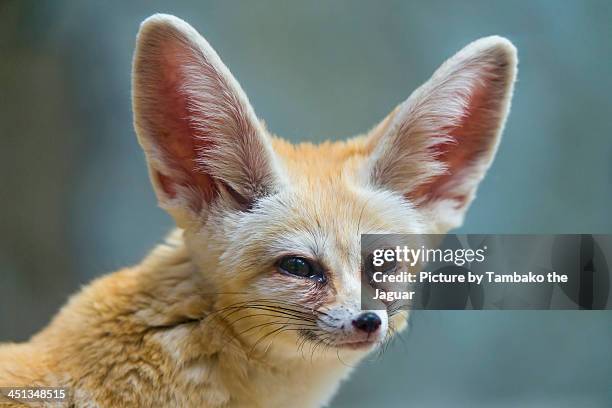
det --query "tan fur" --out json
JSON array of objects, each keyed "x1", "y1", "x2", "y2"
[{"x1": 0, "y1": 14, "x2": 517, "y2": 407}]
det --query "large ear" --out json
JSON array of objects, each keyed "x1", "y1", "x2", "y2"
[
  {"x1": 363, "y1": 36, "x2": 517, "y2": 231},
  {"x1": 132, "y1": 14, "x2": 282, "y2": 227}
]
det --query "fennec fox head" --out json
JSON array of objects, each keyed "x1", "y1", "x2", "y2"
[{"x1": 132, "y1": 14, "x2": 516, "y2": 357}]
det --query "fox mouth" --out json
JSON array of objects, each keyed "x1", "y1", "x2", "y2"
[
  {"x1": 300, "y1": 329, "x2": 379, "y2": 350},
  {"x1": 335, "y1": 339, "x2": 378, "y2": 350}
]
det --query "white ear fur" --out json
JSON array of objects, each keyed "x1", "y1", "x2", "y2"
[
  {"x1": 364, "y1": 36, "x2": 517, "y2": 231},
  {"x1": 132, "y1": 14, "x2": 282, "y2": 227}
]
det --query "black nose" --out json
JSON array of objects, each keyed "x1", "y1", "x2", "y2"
[{"x1": 352, "y1": 312, "x2": 381, "y2": 333}]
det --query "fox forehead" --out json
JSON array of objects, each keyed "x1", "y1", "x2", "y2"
[
  {"x1": 225, "y1": 127, "x2": 426, "y2": 258},
  {"x1": 233, "y1": 175, "x2": 424, "y2": 263},
  {"x1": 268, "y1": 134, "x2": 373, "y2": 183}
]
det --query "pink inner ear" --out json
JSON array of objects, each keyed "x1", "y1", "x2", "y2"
[
  {"x1": 152, "y1": 41, "x2": 218, "y2": 206},
  {"x1": 409, "y1": 76, "x2": 495, "y2": 207}
]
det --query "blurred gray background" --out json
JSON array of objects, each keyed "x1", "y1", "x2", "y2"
[{"x1": 1, "y1": 1, "x2": 611, "y2": 407}]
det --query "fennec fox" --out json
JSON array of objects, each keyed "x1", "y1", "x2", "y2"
[{"x1": 0, "y1": 14, "x2": 516, "y2": 408}]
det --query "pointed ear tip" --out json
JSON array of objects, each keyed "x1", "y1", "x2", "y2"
[
  {"x1": 137, "y1": 13, "x2": 197, "y2": 41},
  {"x1": 140, "y1": 13, "x2": 185, "y2": 30},
  {"x1": 470, "y1": 35, "x2": 518, "y2": 64},
  {"x1": 135, "y1": 14, "x2": 218, "y2": 65}
]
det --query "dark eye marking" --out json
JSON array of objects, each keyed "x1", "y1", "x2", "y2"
[{"x1": 277, "y1": 256, "x2": 327, "y2": 284}]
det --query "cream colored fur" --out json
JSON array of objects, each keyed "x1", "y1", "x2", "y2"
[{"x1": 0, "y1": 14, "x2": 517, "y2": 408}]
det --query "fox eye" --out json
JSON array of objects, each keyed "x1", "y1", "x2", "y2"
[{"x1": 277, "y1": 256, "x2": 326, "y2": 284}]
